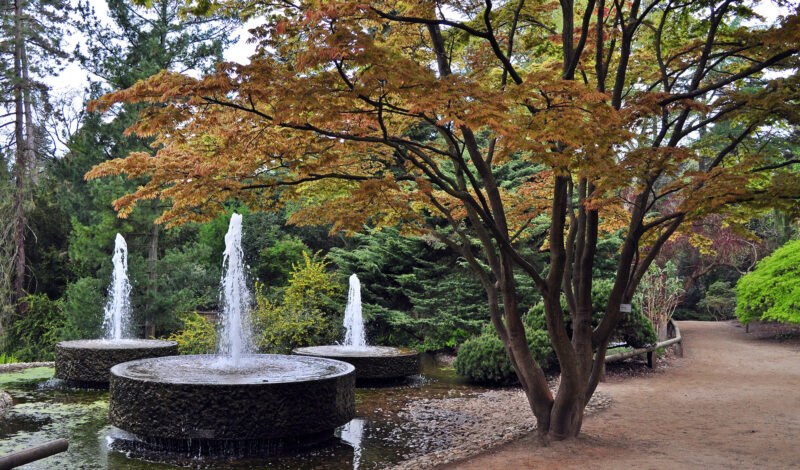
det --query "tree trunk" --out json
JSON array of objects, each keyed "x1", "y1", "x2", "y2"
[
  {"x1": 145, "y1": 219, "x2": 159, "y2": 338},
  {"x1": 12, "y1": 0, "x2": 26, "y2": 308}
]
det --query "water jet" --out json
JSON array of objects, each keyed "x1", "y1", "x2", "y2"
[
  {"x1": 54, "y1": 234, "x2": 177, "y2": 387},
  {"x1": 294, "y1": 274, "x2": 420, "y2": 383},
  {"x1": 108, "y1": 214, "x2": 355, "y2": 456}
]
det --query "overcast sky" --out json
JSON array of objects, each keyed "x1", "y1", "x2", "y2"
[{"x1": 48, "y1": 0, "x2": 258, "y2": 98}]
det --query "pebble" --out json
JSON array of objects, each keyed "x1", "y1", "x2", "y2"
[{"x1": 388, "y1": 385, "x2": 612, "y2": 470}]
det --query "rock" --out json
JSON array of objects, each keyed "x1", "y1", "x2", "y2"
[{"x1": 0, "y1": 390, "x2": 11, "y2": 419}]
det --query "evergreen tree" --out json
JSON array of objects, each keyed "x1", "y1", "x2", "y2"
[
  {"x1": 51, "y1": 0, "x2": 235, "y2": 337},
  {"x1": 0, "y1": 0, "x2": 70, "y2": 334}
]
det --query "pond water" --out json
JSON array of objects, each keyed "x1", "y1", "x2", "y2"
[{"x1": 0, "y1": 356, "x2": 486, "y2": 469}]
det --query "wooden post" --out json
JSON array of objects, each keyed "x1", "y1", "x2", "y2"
[
  {"x1": 670, "y1": 320, "x2": 683, "y2": 357},
  {"x1": 0, "y1": 439, "x2": 68, "y2": 470},
  {"x1": 646, "y1": 351, "x2": 654, "y2": 368}
]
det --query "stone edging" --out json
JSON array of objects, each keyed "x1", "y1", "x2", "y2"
[{"x1": 0, "y1": 362, "x2": 54, "y2": 374}]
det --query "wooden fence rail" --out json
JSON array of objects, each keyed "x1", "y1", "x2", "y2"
[{"x1": 605, "y1": 319, "x2": 683, "y2": 368}]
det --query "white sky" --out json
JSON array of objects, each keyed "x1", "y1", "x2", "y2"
[
  {"x1": 46, "y1": 0, "x2": 787, "y2": 111},
  {"x1": 48, "y1": 0, "x2": 258, "y2": 98}
]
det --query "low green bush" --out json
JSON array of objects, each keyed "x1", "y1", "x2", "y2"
[
  {"x1": 0, "y1": 353, "x2": 19, "y2": 364},
  {"x1": 615, "y1": 310, "x2": 658, "y2": 348},
  {"x1": 454, "y1": 327, "x2": 555, "y2": 385}
]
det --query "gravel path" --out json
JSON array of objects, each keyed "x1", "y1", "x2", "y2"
[
  {"x1": 438, "y1": 321, "x2": 800, "y2": 469},
  {"x1": 388, "y1": 383, "x2": 611, "y2": 469}
]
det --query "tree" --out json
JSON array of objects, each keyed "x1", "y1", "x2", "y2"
[
  {"x1": 0, "y1": 0, "x2": 70, "y2": 312},
  {"x1": 736, "y1": 239, "x2": 800, "y2": 325},
  {"x1": 698, "y1": 280, "x2": 737, "y2": 320},
  {"x1": 87, "y1": 0, "x2": 800, "y2": 440},
  {"x1": 52, "y1": 0, "x2": 235, "y2": 336}
]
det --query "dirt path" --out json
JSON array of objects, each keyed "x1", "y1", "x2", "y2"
[{"x1": 439, "y1": 321, "x2": 800, "y2": 469}]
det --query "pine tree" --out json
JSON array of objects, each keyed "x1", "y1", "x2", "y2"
[
  {"x1": 0, "y1": 0, "x2": 70, "y2": 322},
  {"x1": 53, "y1": 0, "x2": 235, "y2": 337}
]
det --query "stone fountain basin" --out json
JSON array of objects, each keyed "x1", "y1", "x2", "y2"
[
  {"x1": 293, "y1": 345, "x2": 420, "y2": 381},
  {"x1": 109, "y1": 354, "x2": 355, "y2": 443},
  {"x1": 55, "y1": 339, "x2": 178, "y2": 386}
]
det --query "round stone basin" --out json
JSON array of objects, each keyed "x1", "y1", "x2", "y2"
[
  {"x1": 293, "y1": 345, "x2": 420, "y2": 382},
  {"x1": 55, "y1": 339, "x2": 177, "y2": 387},
  {"x1": 109, "y1": 354, "x2": 355, "y2": 454}
]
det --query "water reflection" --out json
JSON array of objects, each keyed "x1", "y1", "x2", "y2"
[{"x1": 337, "y1": 418, "x2": 365, "y2": 469}]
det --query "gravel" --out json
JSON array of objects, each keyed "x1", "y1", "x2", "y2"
[{"x1": 387, "y1": 383, "x2": 612, "y2": 470}]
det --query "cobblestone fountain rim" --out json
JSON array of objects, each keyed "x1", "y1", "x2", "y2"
[
  {"x1": 108, "y1": 354, "x2": 356, "y2": 455},
  {"x1": 54, "y1": 339, "x2": 178, "y2": 387},
  {"x1": 293, "y1": 345, "x2": 420, "y2": 382}
]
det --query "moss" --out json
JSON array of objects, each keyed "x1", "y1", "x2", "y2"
[{"x1": 0, "y1": 367, "x2": 54, "y2": 386}]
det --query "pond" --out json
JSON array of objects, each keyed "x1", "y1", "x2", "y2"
[{"x1": 0, "y1": 356, "x2": 488, "y2": 469}]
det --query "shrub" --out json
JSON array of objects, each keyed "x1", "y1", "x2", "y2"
[
  {"x1": 0, "y1": 353, "x2": 19, "y2": 364},
  {"x1": 615, "y1": 310, "x2": 658, "y2": 348},
  {"x1": 2, "y1": 294, "x2": 65, "y2": 362},
  {"x1": 736, "y1": 239, "x2": 800, "y2": 324},
  {"x1": 697, "y1": 281, "x2": 737, "y2": 320},
  {"x1": 255, "y1": 236, "x2": 309, "y2": 288},
  {"x1": 454, "y1": 327, "x2": 555, "y2": 385},
  {"x1": 633, "y1": 262, "x2": 684, "y2": 336},
  {"x1": 253, "y1": 252, "x2": 342, "y2": 353},
  {"x1": 523, "y1": 278, "x2": 658, "y2": 347},
  {"x1": 167, "y1": 312, "x2": 218, "y2": 355}
]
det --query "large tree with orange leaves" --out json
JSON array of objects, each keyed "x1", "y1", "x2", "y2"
[{"x1": 87, "y1": 0, "x2": 800, "y2": 440}]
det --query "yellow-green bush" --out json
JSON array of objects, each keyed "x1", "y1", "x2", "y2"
[
  {"x1": 253, "y1": 252, "x2": 342, "y2": 353},
  {"x1": 167, "y1": 312, "x2": 218, "y2": 355}
]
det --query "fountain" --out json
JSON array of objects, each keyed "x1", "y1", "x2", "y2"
[
  {"x1": 55, "y1": 234, "x2": 177, "y2": 386},
  {"x1": 294, "y1": 274, "x2": 420, "y2": 383},
  {"x1": 108, "y1": 214, "x2": 355, "y2": 456}
]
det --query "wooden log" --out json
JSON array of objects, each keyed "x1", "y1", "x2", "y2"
[
  {"x1": 604, "y1": 345, "x2": 654, "y2": 363},
  {"x1": 605, "y1": 320, "x2": 683, "y2": 363},
  {"x1": 0, "y1": 439, "x2": 68, "y2": 470}
]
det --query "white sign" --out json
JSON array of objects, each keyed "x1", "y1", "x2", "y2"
[{"x1": 620, "y1": 304, "x2": 632, "y2": 313}]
